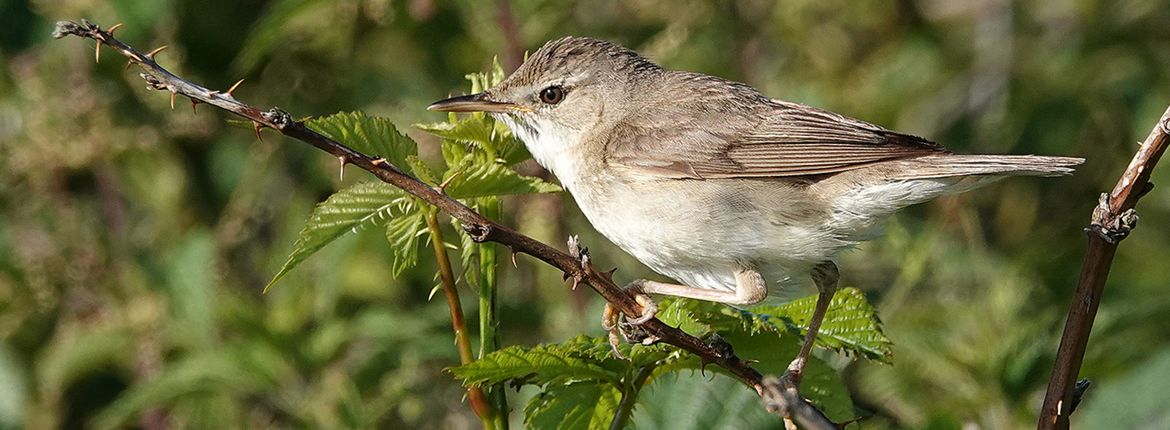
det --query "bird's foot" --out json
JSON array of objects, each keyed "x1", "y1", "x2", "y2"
[{"x1": 602, "y1": 280, "x2": 660, "y2": 357}]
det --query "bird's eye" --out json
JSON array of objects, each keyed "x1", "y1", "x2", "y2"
[{"x1": 539, "y1": 86, "x2": 566, "y2": 105}]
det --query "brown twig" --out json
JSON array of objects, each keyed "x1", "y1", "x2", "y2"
[
  {"x1": 52, "y1": 19, "x2": 836, "y2": 428},
  {"x1": 1037, "y1": 105, "x2": 1170, "y2": 429}
]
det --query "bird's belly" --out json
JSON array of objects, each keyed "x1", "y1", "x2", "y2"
[{"x1": 570, "y1": 178, "x2": 838, "y2": 296}]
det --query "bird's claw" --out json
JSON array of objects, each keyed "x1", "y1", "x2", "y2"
[{"x1": 601, "y1": 280, "x2": 660, "y2": 357}]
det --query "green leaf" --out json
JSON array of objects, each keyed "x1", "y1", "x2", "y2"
[
  {"x1": 525, "y1": 382, "x2": 623, "y2": 430},
  {"x1": 439, "y1": 137, "x2": 472, "y2": 169},
  {"x1": 307, "y1": 111, "x2": 417, "y2": 170},
  {"x1": 634, "y1": 373, "x2": 779, "y2": 430},
  {"x1": 659, "y1": 289, "x2": 892, "y2": 362},
  {"x1": 267, "y1": 182, "x2": 406, "y2": 291},
  {"x1": 449, "y1": 217, "x2": 480, "y2": 287},
  {"x1": 444, "y1": 161, "x2": 561, "y2": 199},
  {"x1": 750, "y1": 288, "x2": 893, "y2": 362},
  {"x1": 384, "y1": 202, "x2": 426, "y2": 277},
  {"x1": 415, "y1": 118, "x2": 494, "y2": 149},
  {"x1": 449, "y1": 339, "x2": 623, "y2": 388},
  {"x1": 496, "y1": 132, "x2": 534, "y2": 166},
  {"x1": 405, "y1": 155, "x2": 440, "y2": 185}
]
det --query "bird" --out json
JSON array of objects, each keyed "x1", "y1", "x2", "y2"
[{"x1": 427, "y1": 36, "x2": 1083, "y2": 386}]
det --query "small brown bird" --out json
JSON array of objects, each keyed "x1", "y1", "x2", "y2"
[{"x1": 429, "y1": 37, "x2": 1083, "y2": 385}]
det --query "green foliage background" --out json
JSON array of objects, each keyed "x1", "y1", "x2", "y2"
[{"x1": 2, "y1": 0, "x2": 1169, "y2": 428}]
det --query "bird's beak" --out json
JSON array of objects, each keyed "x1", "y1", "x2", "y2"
[{"x1": 427, "y1": 93, "x2": 526, "y2": 113}]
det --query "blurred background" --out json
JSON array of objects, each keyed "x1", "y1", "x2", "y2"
[{"x1": 2, "y1": 0, "x2": 1169, "y2": 428}]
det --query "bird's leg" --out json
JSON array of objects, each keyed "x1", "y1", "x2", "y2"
[
  {"x1": 638, "y1": 268, "x2": 769, "y2": 306},
  {"x1": 783, "y1": 261, "x2": 839, "y2": 386}
]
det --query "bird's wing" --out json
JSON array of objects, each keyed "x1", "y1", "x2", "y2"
[{"x1": 608, "y1": 100, "x2": 948, "y2": 179}]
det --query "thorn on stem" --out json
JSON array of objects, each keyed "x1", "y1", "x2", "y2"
[
  {"x1": 602, "y1": 267, "x2": 617, "y2": 283},
  {"x1": 191, "y1": 99, "x2": 199, "y2": 114},
  {"x1": 371, "y1": 158, "x2": 387, "y2": 167},
  {"x1": 338, "y1": 156, "x2": 348, "y2": 181},
  {"x1": 170, "y1": 91, "x2": 176, "y2": 110},
  {"x1": 510, "y1": 250, "x2": 519, "y2": 268},
  {"x1": 95, "y1": 40, "x2": 102, "y2": 63},
  {"x1": 107, "y1": 23, "x2": 124, "y2": 36},
  {"x1": 146, "y1": 45, "x2": 169, "y2": 60},
  {"x1": 226, "y1": 78, "x2": 245, "y2": 97},
  {"x1": 436, "y1": 168, "x2": 464, "y2": 194},
  {"x1": 125, "y1": 59, "x2": 134, "y2": 70}
]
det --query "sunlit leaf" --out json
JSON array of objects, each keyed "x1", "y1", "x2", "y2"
[
  {"x1": 307, "y1": 111, "x2": 417, "y2": 170},
  {"x1": 384, "y1": 203, "x2": 426, "y2": 277},
  {"x1": 405, "y1": 155, "x2": 440, "y2": 185},
  {"x1": 267, "y1": 182, "x2": 406, "y2": 291},
  {"x1": 659, "y1": 288, "x2": 892, "y2": 362},
  {"x1": 751, "y1": 288, "x2": 893, "y2": 362},
  {"x1": 444, "y1": 161, "x2": 560, "y2": 199},
  {"x1": 449, "y1": 339, "x2": 623, "y2": 388},
  {"x1": 415, "y1": 118, "x2": 493, "y2": 149}
]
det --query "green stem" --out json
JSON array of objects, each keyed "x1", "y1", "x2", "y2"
[
  {"x1": 425, "y1": 210, "x2": 497, "y2": 428},
  {"x1": 477, "y1": 198, "x2": 501, "y2": 358},
  {"x1": 477, "y1": 197, "x2": 509, "y2": 429},
  {"x1": 610, "y1": 365, "x2": 655, "y2": 430}
]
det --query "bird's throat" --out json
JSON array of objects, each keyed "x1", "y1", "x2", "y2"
[{"x1": 497, "y1": 114, "x2": 586, "y2": 191}]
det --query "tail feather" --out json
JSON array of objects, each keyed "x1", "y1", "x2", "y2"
[{"x1": 898, "y1": 154, "x2": 1085, "y2": 179}]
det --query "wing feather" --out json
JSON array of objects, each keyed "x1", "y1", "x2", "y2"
[{"x1": 609, "y1": 97, "x2": 947, "y2": 179}]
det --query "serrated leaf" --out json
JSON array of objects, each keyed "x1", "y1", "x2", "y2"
[
  {"x1": 496, "y1": 133, "x2": 533, "y2": 166},
  {"x1": 654, "y1": 298, "x2": 715, "y2": 335},
  {"x1": 449, "y1": 217, "x2": 480, "y2": 288},
  {"x1": 449, "y1": 340, "x2": 622, "y2": 388},
  {"x1": 415, "y1": 118, "x2": 494, "y2": 149},
  {"x1": 655, "y1": 298, "x2": 775, "y2": 336},
  {"x1": 662, "y1": 289, "x2": 892, "y2": 361},
  {"x1": 751, "y1": 288, "x2": 893, "y2": 362},
  {"x1": 439, "y1": 138, "x2": 472, "y2": 169},
  {"x1": 404, "y1": 155, "x2": 440, "y2": 185},
  {"x1": 445, "y1": 162, "x2": 561, "y2": 199},
  {"x1": 384, "y1": 204, "x2": 426, "y2": 277},
  {"x1": 525, "y1": 382, "x2": 622, "y2": 430},
  {"x1": 267, "y1": 182, "x2": 405, "y2": 291},
  {"x1": 307, "y1": 111, "x2": 416, "y2": 169}
]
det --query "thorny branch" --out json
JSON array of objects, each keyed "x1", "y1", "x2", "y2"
[
  {"x1": 1037, "y1": 104, "x2": 1170, "y2": 429},
  {"x1": 53, "y1": 19, "x2": 838, "y2": 428}
]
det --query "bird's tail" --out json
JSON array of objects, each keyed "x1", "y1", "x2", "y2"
[
  {"x1": 827, "y1": 154, "x2": 1083, "y2": 240},
  {"x1": 899, "y1": 154, "x2": 1085, "y2": 179}
]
